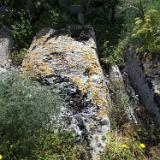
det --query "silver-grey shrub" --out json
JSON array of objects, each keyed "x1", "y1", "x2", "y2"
[{"x1": 0, "y1": 72, "x2": 63, "y2": 159}]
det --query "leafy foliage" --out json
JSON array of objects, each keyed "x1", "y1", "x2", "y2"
[
  {"x1": 101, "y1": 132, "x2": 146, "y2": 160},
  {"x1": 102, "y1": 38, "x2": 128, "y2": 67},
  {"x1": 10, "y1": 48, "x2": 28, "y2": 65},
  {"x1": 0, "y1": 0, "x2": 64, "y2": 49},
  {"x1": 132, "y1": 8, "x2": 160, "y2": 53},
  {"x1": 0, "y1": 73, "x2": 63, "y2": 159},
  {"x1": 11, "y1": 10, "x2": 33, "y2": 49},
  {"x1": 109, "y1": 92, "x2": 131, "y2": 129},
  {"x1": 0, "y1": 73, "x2": 90, "y2": 160},
  {"x1": 34, "y1": 131, "x2": 90, "y2": 160}
]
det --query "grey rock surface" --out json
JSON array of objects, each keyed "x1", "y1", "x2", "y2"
[
  {"x1": 0, "y1": 28, "x2": 12, "y2": 79},
  {"x1": 21, "y1": 26, "x2": 111, "y2": 160},
  {"x1": 126, "y1": 48, "x2": 160, "y2": 125},
  {"x1": 0, "y1": 28, "x2": 11, "y2": 68},
  {"x1": 108, "y1": 64, "x2": 138, "y2": 124}
]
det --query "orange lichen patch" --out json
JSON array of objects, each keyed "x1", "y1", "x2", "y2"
[
  {"x1": 82, "y1": 54, "x2": 101, "y2": 74},
  {"x1": 68, "y1": 63, "x2": 77, "y2": 69},
  {"x1": 35, "y1": 63, "x2": 53, "y2": 75},
  {"x1": 44, "y1": 43, "x2": 52, "y2": 50},
  {"x1": 70, "y1": 76, "x2": 91, "y2": 93},
  {"x1": 70, "y1": 76, "x2": 87, "y2": 92},
  {"x1": 85, "y1": 63, "x2": 102, "y2": 76},
  {"x1": 81, "y1": 47, "x2": 95, "y2": 54},
  {"x1": 32, "y1": 36, "x2": 48, "y2": 46},
  {"x1": 92, "y1": 88, "x2": 107, "y2": 108},
  {"x1": 70, "y1": 75, "x2": 107, "y2": 109},
  {"x1": 82, "y1": 53, "x2": 96, "y2": 62},
  {"x1": 47, "y1": 48, "x2": 55, "y2": 54},
  {"x1": 97, "y1": 109, "x2": 108, "y2": 119},
  {"x1": 21, "y1": 60, "x2": 33, "y2": 72},
  {"x1": 28, "y1": 51, "x2": 42, "y2": 59},
  {"x1": 64, "y1": 43, "x2": 78, "y2": 52},
  {"x1": 85, "y1": 81, "x2": 93, "y2": 89},
  {"x1": 22, "y1": 57, "x2": 53, "y2": 76},
  {"x1": 45, "y1": 37, "x2": 77, "y2": 53}
]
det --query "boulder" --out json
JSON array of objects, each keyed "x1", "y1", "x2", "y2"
[
  {"x1": 108, "y1": 65, "x2": 138, "y2": 125},
  {"x1": 126, "y1": 48, "x2": 160, "y2": 125},
  {"x1": 109, "y1": 65, "x2": 125, "y2": 91},
  {"x1": 21, "y1": 26, "x2": 111, "y2": 160},
  {"x1": 0, "y1": 27, "x2": 11, "y2": 68},
  {"x1": 0, "y1": 28, "x2": 12, "y2": 79}
]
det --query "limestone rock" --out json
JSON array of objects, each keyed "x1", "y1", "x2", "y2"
[
  {"x1": 21, "y1": 26, "x2": 110, "y2": 160},
  {"x1": 109, "y1": 65, "x2": 125, "y2": 91},
  {"x1": 126, "y1": 48, "x2": 160, "y2": 125},
  {"x1": 108, "y1": 65, "x2": 137, "y2": 124},
  {"x1": 0, "y1": 28, "x2": 12, "y2": 80},
  {"x1": 0, "y1": 28, "x2": 11, "y2": 68}
]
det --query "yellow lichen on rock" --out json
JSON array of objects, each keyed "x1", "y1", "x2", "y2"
[
  {"x1": 22, "y1": 60, "x2": 53, "y2": 76},
  {"x1": 85, "y1": 64, "x2": 102, "y2": 76},
  {"x1": 82, "y1": 52, "x2": 97, "y2": 62},
  {"x1": 70, "y1": 76, "x2": 87, "y2": 92},
  {"x1": 32, "y1": 36, "x2": 47, "y2": 47},
  {"x1": 97, "y1": 109, "x2": 108, "y2": 120},
  {"x1": 91, "y1": 87, "x2": 107, "y2": 108},
  {"x1": 21, "y1": 28, "x2": 108, "y2": 110},
  {"x1": 69, "y1": 74, "x2": 107, "y2": 110},
  {"x1": 21, "y1": 60, "x2": 33, "y2": 72},
  {"x1": 21, "y1": 27, "x2": 111, "y2": 160},
  {"x1": 35, "y1": 63, "x2": 53, "y2": 75},
  {"x1": 64, "y1": 43, "x2": 77, "y2": 52}
]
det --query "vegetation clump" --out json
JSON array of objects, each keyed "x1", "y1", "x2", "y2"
[
  {"x1": 0, "y1": 73, "x2": 89, "y2": 160},
  {"x1": 132, "y1": 9, "x2": 160, "y2": 53},
  {"x1": 101, "y1": 131, "x2": 146, "y2": 160}
]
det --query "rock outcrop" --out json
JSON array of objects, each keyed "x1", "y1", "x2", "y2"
[
  {"x1": 21, "y1": 26, "x2": 111, "y2": 160},
  {"x1": 0, "y1": 28, "x2": 12, "y2": 78},
  {"x1": 126, "y1": 48, "x2": 160, "y2": 125},
  {"x1": 0, "y1": 28, "x2": 11, "y2": 70},
  {"x1": 107, "y1": 64, "x2": 138, "y2": 127}
]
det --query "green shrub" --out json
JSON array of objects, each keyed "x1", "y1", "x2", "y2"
[
  {"x1": 34, "y1": 131, "x2": 90, "y2": 160},
  {"x1": 10, "y1": 48, "x2": 28, "y2": 65},
  {"x1": 104, "y1": 38, "x2": 128, "y2": 67},
  {"x1": 0, "y1": 73, "x2": 90, "y2": 160},
  {"x1": 37, "y1": 8, "x2": 64, "y2": 29},
  {"x1": 11, "y1": 10, "x2": 33, "y2": 49},
  {"x1": 0, "y1": 73, "x2": 63, "y2": 159},
  {"x1": 101, "y1": 131, "x2": 146, "y2": 160},
  {"x1": 132, "y1": 8, "x2": 160, "y2": 53},
  {"x1": 109, "y1": 91, "x2": 131, "y2": 129}
]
